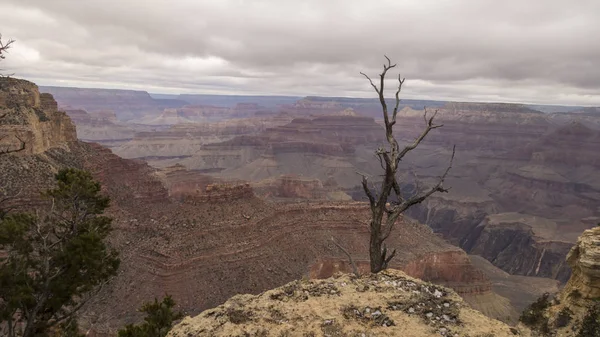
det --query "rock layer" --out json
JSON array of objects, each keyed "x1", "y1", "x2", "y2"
[{"x1": 563, "y1": 226, "x2": 600, "y2": 301}]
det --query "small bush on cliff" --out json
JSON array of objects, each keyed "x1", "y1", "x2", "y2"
[
  {"x1": 570, "y1": 289, "x2": 583, "y2": 300},
  {"x1": 0, "y1": 168, "x2": 120, "y2": 337},
  {"x1": 555, "y1": 307, "x2": 573, "y2": 328},
  {"x1": 578, "y1": 303, "x2": 600, "y2": 337},
  {"x1": 520, "y1": 293, "x2": 551, "y2": 330},
  {"x1": 118, "y1": 296, "x2": 183, "y2": 337}
]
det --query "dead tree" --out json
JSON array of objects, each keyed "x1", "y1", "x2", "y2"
[
  {"x1": 0, "y1": 34, "x2": 24, "y2": 156},
  {"x1": 0, "y1": 34, "x2": 15, "y2": 61},
  {"x1": 0, "y1": 34, "x2": 15, "y2": 76},
  {"x1": 360, "y1": 56, "x2": 455, "y2": 273}
]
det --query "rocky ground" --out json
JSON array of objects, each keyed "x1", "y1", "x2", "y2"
[{"x1": 167, "y1": 269, "x2": 520, "y2": 337}]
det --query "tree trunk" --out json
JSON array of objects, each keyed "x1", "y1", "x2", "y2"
[{"x1": 369, "y1": 219, "x2": 384, "y2": 273}]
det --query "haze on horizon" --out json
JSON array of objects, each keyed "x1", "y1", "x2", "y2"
[{"x1": 2, "y1": 0, "x2": 599, "y2": 106}]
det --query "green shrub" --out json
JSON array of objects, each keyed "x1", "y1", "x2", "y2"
[
  {"x1": 555, "y1": 307, "x2": 573, "y2": 328},
  {"x1": 520, "y1": 293, "x2": 551, "y2": 328},
  {"x1": 577, "y1": 303, "x2": 600, "y2": 337},
  {"x1": 118, "y1": 296, "x2": 183, "y2": 337},
  {"x1": 0, "y1": 168, "x2": 119, "y2": 337}
]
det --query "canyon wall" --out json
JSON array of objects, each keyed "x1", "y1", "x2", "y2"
[
  {"x1": 0, "y1": 78, "x2": 76, "y2": 155},
  {"x1": 40, "y1": 86, "x2": 167, "y2": 121}
]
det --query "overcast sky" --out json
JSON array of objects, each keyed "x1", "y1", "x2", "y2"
[{"x1": 1, "y1": 0, "x2": 599, "y2": 105}]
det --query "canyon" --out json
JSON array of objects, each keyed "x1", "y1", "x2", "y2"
[
  {"x1": 1, "y1": 78, "x2": 540, "y2": 335},
  {"x1": 38, "y1": 86, "x2": 600, "y2": 324},
  {"x1": 1, "y1": 79, "x2": 596, "y2": 334}
]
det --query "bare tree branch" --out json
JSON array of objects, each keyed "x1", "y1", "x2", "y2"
[
  {"x1": 360, "y1": 72, "x2": 380, "y2": 95},
  {"x1": 396, "y1": 108, "x2": 443, "y2": 164},
  {"x1": 331, "y1": 237, "x2": 359, "y2": 277},
  {"x1": 381, "y1": 145, "x2": 456, "y2": 242},
  {"x1": 0, "y1": 34, "x2": 15, "y2": 60},
  {"x1": 0, "y1": 34, "x2": 16, "y2": 77},
  {"x1": 390, "y1": 75, "x2": 406, "y2": 126},
  {"x1": 357, "y1": 171, "x2": 375, "y2": 210}
]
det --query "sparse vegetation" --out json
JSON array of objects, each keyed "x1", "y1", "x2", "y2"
[
  {"x1": 117, "y1": 296, "x2": 183, "y2": 337},
  {"x1": 0, "y1": 168, "x2": 119, "y2": 337},
  {"x1": 577, "y1": 303, "x2": 600, "y2": 337},
  {"x1": 358, "y1": 56, "x2": 455, "y2": 273},
  {"x1": 519, "y1": 293, "x2": 551, "y2": 334},
  {"x1": 225, "y1": 307, "x2": 253, "y2": 325},
  {"x1": 570, "y1": 289, "x2": 583, "y2": 300},
  {"x1": 555, "y1": 307, "x2": 573, "y2": 328}
]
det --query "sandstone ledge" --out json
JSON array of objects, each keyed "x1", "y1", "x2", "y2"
[{"x1": 168, "y1": 270, "x2": 519, "y2": 337}]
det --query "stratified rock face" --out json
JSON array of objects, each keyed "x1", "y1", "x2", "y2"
[
  {"x1": 254, "y1": 174, "x2": 327, "y2": 200},
  {"x1": 515, "y1": 121, "x2": 600, "y2": 168},
  {"x1": 522, "y1": 227, "x2": 600, "y2": 336},
  {"x1": 176, "y1": 114, "x2": 385, "y2": 188},
  {"x1": 63, "y1": 108, "x2": 135, "y2": 147},
  {"x1": 167, "y1": 270, "x2": 519, "y2": 337},
  {"x1": 0, "y1": 78, "x2": 76, "y2": 155},
  {"x1": 402, "y1": 251, "x2": 491, "y2": 295},
  {"x1": 563, "y1": 227, "x2": 600, "y2": 300},
  {"x1": 113, "y1": 115, "x2": 294, "y2": 163},
  {"x1": 39, "y1": 86, "x2": 163, "y2": 121},
  {"x1": 393, "y1": 104, "x2": 599, "y2": 284},
  {"x1": 463, "y1": 214, "x2": 573, "y2": 282}
]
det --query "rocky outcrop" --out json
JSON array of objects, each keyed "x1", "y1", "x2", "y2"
[
  {"x1": 518, "y1": 227, "x2": 600, "y2": 336},
  {"x1": 0, "y1": 78, "x2": 76, "y2": 155},
  {"x1": 562, "y1": 226, "x2": 600, "y2": 301},
  {"x1": 309, "y1": 250, "x2": 519, "y2": 323},
  {"x1": 167, "y1": 270, "x2": 520, "y2": 337}
]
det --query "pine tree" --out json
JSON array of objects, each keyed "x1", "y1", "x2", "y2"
[
  {"x1": 118, "y1": 296, "x2": 183, "y2": 337},
  {"x1": 0, "y1": 168, "x2": 120, "y2": 337}
]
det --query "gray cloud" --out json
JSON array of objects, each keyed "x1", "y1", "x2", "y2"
[{"x1": 2, "y1": 0, "x2": 600, "y2": 105}]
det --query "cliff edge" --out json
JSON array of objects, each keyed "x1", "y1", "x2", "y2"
[
  {"x1": 521, "y1": 226, "x2": 600, "y2": 336},
  {"x1": 0, "y1": 77, "x2": 76, "y2": 155},
  {"x1": 167, "y1": 269, "x2": 520, "y2": 337},
  {"x1": 563, "y1": 226, "x2": 600, "y2": 302}
]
